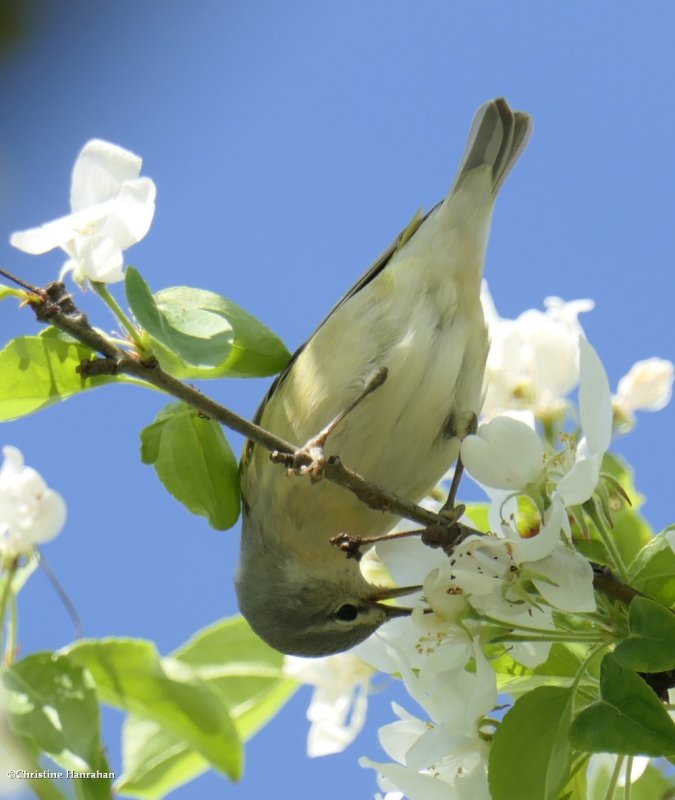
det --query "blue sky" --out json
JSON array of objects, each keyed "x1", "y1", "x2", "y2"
[{"x1": 1, "y1": 2, "x2": 674, "y2": 798}]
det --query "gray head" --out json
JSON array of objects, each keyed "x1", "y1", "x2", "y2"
[{"x1": 235, "y1": 530, "x2": 420, "y2": 656}]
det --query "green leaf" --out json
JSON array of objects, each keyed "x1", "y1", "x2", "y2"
[
  {"x1": 117, "y1": 617, "x2": 297, "y2": 799},
  {"x1": 119, "y1": 720, "x2": 207, "y2": 800},
  {"x1": 63, "y1": 637, "x2": 243, "y2": 781},
  {"x1": 610, "y1": 506, "x2": 655, "y2": 569},
  {"x1": 602, "y1": 452, "x2": 644, "y2": 507},
  {"x1": 0, "y1": 332, "x2": 123, "y2": 421},
  {"x1": 126, "y1": 268, "x2": 234, "y2": 368},
  {"x1": 150, "y1": 286, "x2": 290, "y2": 379},
  {"x1": 628, "y1": 529, "x2": 675, "y2": 607},
  {"x1": 626, "y1": 762, "x2": 675, "y2": 799},
  {"x1": 558, "y1": 757, "x2": 589, "y2": 800},
  {"x1": 172, "y1": 616, "x2": 297, "y2": 738},
  {"x1": 2, "y1": 651, "x2": 112, "y2": 798},
  {"x1": 140, "y1": 402, "x2": 240, "y2": 530},
  {"x1": 489, "y1": 686, "x2": 574, "y2": 800},
  {"x1": 494, "y1": 644, "x2": 597, "y2": 696},
  {"x1": 613, "y1": 597, "x2": 675, "y2": 672},
  {"x1": 598, "y1": 454, "x2": 653, "y2": 563},
  {"x1": 463, "y1": 503, "x2": 490, "y2": 531},
  {"x1": 570, "y1": 653, "x2": 675, "y2": 756},
  {"x1": 573, "y1": 454, "x2": 653, "y2": 567}
]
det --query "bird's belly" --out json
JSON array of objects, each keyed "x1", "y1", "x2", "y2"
[{"x1": 255, "y1": 270, "x2": 487, "y2": 541}]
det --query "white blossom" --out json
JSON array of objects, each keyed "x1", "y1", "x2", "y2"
[
  {"x1": 555, "y1": 337, "x2": 612, "y2": 506},
  {"x1": 287, "y1": 295, "x2": 672, "y2": 799},
  {"x1": 283, "y1": 652, "x2": 374, "y2": 757},
  {"x1": 10, "y1": 139, "x2": 156, "y2": 284},
  {"x1": 0, "y1": 446, "x2": 66, "y2": 560},
  {"x1": 481, "y1": 282, "x2": 593, "y2": 420},
  {"x1": 463, "y1": 337, "x2": 613, "y2": 509},
  {"x1": 360, "y1": 641, "x2": 494, "y2": 800},
  {"x1": 613, "y1": 357, "x2": 674, "y2": 428}
]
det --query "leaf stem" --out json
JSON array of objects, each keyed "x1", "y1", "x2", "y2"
[
  {"x1": 0, "y1": 558, "x2": 18, "y2": 665},
  {"x1": 7, "y1": 593, "x2": 17, "y2": 663},
  {"x1": 585, "y1": 502, "x2": 631, "y2": 583},
  {"x1": 623, "y1": 756, "x2": 632, "y2": 800},
  {"x1": 571, "y1": 639, "x2": 612, "y2": 693},
  {"x1": 604, "y1": 754, "x2": 624, "y2": 800},
  {"x1": 492, "y1": 632, "x2": 611, "y2": 644},
  {"x1": 91, "y1": 281, "x2": 145, "y2": 352},
  {"x1": 479, "y1": 613, "x2": 614, "y2": 641}
]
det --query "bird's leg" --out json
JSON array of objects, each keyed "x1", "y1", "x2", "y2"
[
  {"x1": 437, "y1": 411, "x2": 478, "y2": 523},
  {"x1": 331, "y1": 527, "x2": 429, "y2": 560},
  {"x1": 437, "y1": 455, "x2": 467, "y2": 522},
  {"x1": 331, "y1": 519, "x2": 478, "y2": 560},
  {"x1": 273, "y1": 367, "x2": 388, "y2": 482},
  {"x1": 331, "y1": 411, "x2": 479, "y2": 558}
]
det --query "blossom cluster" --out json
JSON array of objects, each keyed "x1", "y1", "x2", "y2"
[
  {"x1": 284, "y1": 291, "x2": 674, "y2": 799},
  {"x1": 0, "y1": 446, "x2": 66, "y2": 563}
]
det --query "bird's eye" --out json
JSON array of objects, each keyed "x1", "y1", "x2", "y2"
[{"x1": 334, "y1": 603, "x2": 359, "y2": 622}]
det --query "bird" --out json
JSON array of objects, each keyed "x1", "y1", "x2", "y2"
[{"x1": 237, "y1": 98, "x2": 532, "y2": 656}]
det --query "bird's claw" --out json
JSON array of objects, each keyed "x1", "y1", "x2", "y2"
[
  {"x1": 291, "y1": 442, "x2": 327, "y2": 482},
  {"x1": 329, "y1": 532, "x2": 364, "y2": 560}
]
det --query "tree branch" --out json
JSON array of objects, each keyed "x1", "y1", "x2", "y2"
[
  {"x1": 29, "y1": 282, "x2": 465, "y2": 535},
  {"x1": 19, "y1": 280, "x2": 651, "y2": 610}
]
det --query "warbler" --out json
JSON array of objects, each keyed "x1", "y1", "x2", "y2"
[{"x1": 237, "y1": 98, "x2": 532, "y2": 656}]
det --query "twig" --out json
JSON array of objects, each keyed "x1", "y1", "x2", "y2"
[
  {"x1": 591, "y1": 564, "x2": 646, "y2": 605},
  {"x1": 0, "y1": 266, "x2": 43, "y2": 296}
]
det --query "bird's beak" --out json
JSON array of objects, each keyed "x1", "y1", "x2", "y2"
[{"x1": 369, "y1": 584, "x2": 423, "y2": 618}]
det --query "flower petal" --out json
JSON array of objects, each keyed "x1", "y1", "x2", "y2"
[
  {"x1": 461, "y1": 417, "x2": 543, "y2": 490},
  {"x1": 359, "y1": 759, "x2": 452, "y2": 800},
  {"x1": 556, "y1": 451, "x2": 602, "y2": 506},
  {"x1": 579, "y1": 337, "x2": 612, "y2": 455},
  {"x1": 532, "y1": 546, "x2": 596, "y2": 612},
  {"x1": 70, "y1": 139, "x2": 142, "y2": 210},
  {"x1": 101, "y1": 177, "x2": 157, "y2": 249},
  {"x1": 72, "y1": 234, "x2": 125, "y2": 283},
  {"x1": 616, "y1": 357, "x2": 674, "y2": 413},
  {"x1": 10, "y1": 203, "x2": 112, "y2": 255},
  {"x1": 510, "y1": 497, "x2": 565, "y2": 563}
]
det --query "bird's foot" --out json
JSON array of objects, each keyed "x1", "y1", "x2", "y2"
[
  {"x1": 289, "y1": 440, "x2": 328, "y2": 482},
  {"x1": 271, "y1": 367, "x2": 389, "y2": 483}
]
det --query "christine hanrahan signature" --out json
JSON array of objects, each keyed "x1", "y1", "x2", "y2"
[{"x1": 7, "y1": 768, "x2": 115, "y2": 780}]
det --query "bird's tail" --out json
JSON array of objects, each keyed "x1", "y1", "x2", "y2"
[{"x1": 453, "y1": 97, "x2": 532, "y2": 195}]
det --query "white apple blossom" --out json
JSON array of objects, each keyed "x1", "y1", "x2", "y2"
[
  {"x1": 613, "y1": 357, "x2": 674, "y2": 430},
  {"x1": 0, "y1": 446, "x2": 66, "y2": 561},
  {"x1": 463, "y1": 337, "x2": 613, "y2": 509},
  {"x1": 10, "y1": 139, "x2": 156, "y2": 284},
  {"x1": 285, "y1": 304, "x2": 672, "y2": 798},
  {"x1": 480, "y1": 281, "x2": 593, "y2": 420},
  {"x1": 283, "y1": 651, "x2": 374, "y2": 757},
  {"x1": 361, "y1": 641, "x2": 494, "y2": 800}
]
